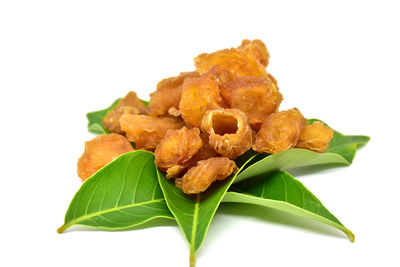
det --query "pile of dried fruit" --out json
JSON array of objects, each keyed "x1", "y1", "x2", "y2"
[
  {"x1": 60, "y1": 40, "x2": 369, "y2": 267},
  {"x1": 78, "y1": 39, "x2": 334, "y2": 194}
]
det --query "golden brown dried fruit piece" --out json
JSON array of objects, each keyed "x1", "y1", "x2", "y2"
[
  {"x1": 148, "y1": 72, "x2": 199, "y2": 117},
  {"x1": 267, "y1": 73, "x2": 283, "y2": 103},
  {"x1": 253, "y1": 108, "x2": 306, "y2": 154},
  {"x1": 238, "y1": 39, "x2": 270, "y2": 67},
  {"x1": 221, "y1": 77, "x2": 282, "y2": 130},
  {"x1": 194, "y1": 48, "x2": 267, "y2": 78},
  {"x1": 295, "y1": 121, "x2": 334, "y2": 153},
  {"x1": 154, "y1": 127, "x2": 203, "y2": 172},
  {"x1": 202, "y1": 109, "x2": 252, "y2": 159},
  {"x1": 119, "y1": 114, "x2": 184, "y2": 151},
  {"x1": 162, "y1": 133, "x2": 219, "y2": 179},
  {"x1": 166, "y1": 133, "x2": 219, "y2": 178},
  {"x1": 175, "y1": 157, "x2": 238, "y2": 194},
  {"x1": 179, "y1": 67, "x2": 226, "y2": 127},
  {"x1": 77, "y1": 134, "x2": 134, "y2": 181},
  {"x1": 187, "y1": 133, "x2": 219, "y2": 164},
  {"x1": 102, "y1": 91, "x2": 148, "y2": 133}
]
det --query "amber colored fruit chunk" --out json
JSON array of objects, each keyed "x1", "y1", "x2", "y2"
[
  {"x1": 102, "y1": 91, "x2": 148, "y2": 133},
  {"x1": 295, "y1": 121, "x2": 334, "y2": 153},
  {"x1": 253, "y1": 108, "x2": 306, "y2": 154},
  {"x1": 175, "y1": 157, "x2": 238, "y2": 194},
  {"x1": 237, "y1": 39, "x2": 270, "y2": 67},
  {"x1": 202, "y1": 108, "x2": 252, "y2": 159},
  {"x1": 166, "y1": 133, "x2": 219, "y2": 178},
  {"x1": 166, "y1": 165, "x2": 186, "y2": 179},
  {"x1": 187, "y1": 133, "x2": 219, "y2": 163},
  {"x1": 221, "y1": 76, "x2": 282, "y2": 130},
  {"x1": 77, "y1": 134, "x2": 134, "y2": 181},
  {"x1": 119, "y1": 114, "x2": 184, "y2": 151},
  {"x1": 154, "y1": 127, "x2": 203, "y2": 171},
  {"x1": 179, "y1": 67, "x2": 226, "y2": 128},
  {"x1": 267, "y1": 73, "x2": 283, "y2": 101},
  {"x1": 148, "y1": 72, "x2": 199, "y2": 117},
  {"x1": 268, "y1": 73, "x2": 278, "y2": 87},
  {"x1": 168, "y1": 107, "x2": 180, "y2": 117},
  {"x1": 194, "y1": 47, "x2": 267, "y2": 78}
]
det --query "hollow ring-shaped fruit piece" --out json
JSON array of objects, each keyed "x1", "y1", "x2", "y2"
[{"x1": 201, "y1": 108, "x2": 252, "y2": 159}]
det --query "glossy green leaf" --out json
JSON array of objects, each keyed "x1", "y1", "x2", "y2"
[
  {"x1": 157, "y1": 155, "x2": 256, "y2": 267},
  {"x1": 86, "y1": 98, "x2": 121, "y2": 134},
  {"x1": 235, "y1": 119, "x2": 369, "y2": 183},
  {"x1": 57, "y1": 151, "x2": 173, "y2": 233},
  {"x1": 224, "y1": 170, "x2": 354, "y2": 241},
  {"x1": 86, "y1": 98, "x2": 149, "y2": 135}
]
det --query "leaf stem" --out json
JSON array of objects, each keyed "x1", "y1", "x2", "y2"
[
  {"x1": 57, "y1": 223, "x2": 71, "y2": 234},
  {"x1": 190, "y1": 252, "x2": 196, "y2": 267},
  {"x1": 189, "y1": 194, "x2": 200, "y2": 267}
]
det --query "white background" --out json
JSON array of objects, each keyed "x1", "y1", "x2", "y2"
[{"x1": 1, "y1": 0, "x2": 399, "y2": 266}]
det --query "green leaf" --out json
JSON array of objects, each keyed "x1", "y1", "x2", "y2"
[
  {"x1": 157, "y1": 155, "x2": 256, "y2": 267},
  {"x1": 235, "y1": 119, "x2": 369, "y2": 183},
  {"x1": 141, "y1": 99, "x2": 149, "y2": 106},
  {"x1": 57, "y1": 151, "x2": 174, "y2": 233},
  {"x1": 223, "y1": 170, "x2": 354, "y2": 241},
  {"x1": 86, "y1": 98, "x2": 149, "y2": 135},
  {"x1": 86, "y1": 98, "x2": 121, "y2": 134}
]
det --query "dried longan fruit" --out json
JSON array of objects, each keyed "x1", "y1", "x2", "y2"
[
  {"x1": 166, "y1": 133, "x2": 219, "y2": 178},
  {"x1": 166, "y1": 165, "x2": 187, "y2": 179},
  {"x1": 202, "y1": 108, "x2": 252, "y2": 159},
  {"x1": 187, "y1": 133, "x2": 219, "y2": 163},
  {"x1": 168, "y1": 107, "x2": 181, "y2": 117},
  {"x1": 148, "y1": 72, "x2": 199, "y2": 117},
  {"x1": 175, "y1": 157, "x2": 238, "y2": 194},
  {"x1": 194, "y1": 47, "x2": 267, "y2": 78},
  {"x1": 267, "y1": 73, "x2": 283, "y2": 103},
  {"x1": 238, "y1": 39, "x2": 270, "y2": 67},
  {"x1": 252, "y1": 108, "x2": 306, "y2": 154},
  {"x1": 268, "y1": 73, "x2": 278, "y2": 87},
  {"x1": 179, "y1": 67, "x2": 226, "y2": 128},
  {"x1": 154, "y1": 127, "x2": 203, "y2": 172},
  {"x1": 221, "y1": 76, "x2": 282, "y2": 130},
  {"x1": 102, "y1": 91, "x2": 148, "y2": 133},
  {"x1": 119, "y1": 114, "x2": 184, "y2": 151},
  {"x1": 77, "y1": 134, "x2": 134, "y2": 181},
  {"x1": 295, "y1": 121, "x2": 334, "y2": 153}
]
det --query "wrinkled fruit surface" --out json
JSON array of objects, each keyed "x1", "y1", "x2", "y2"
[
  {"x1": 194, "y1": 48, "x2": 267, "y2": 78},
  {"x1": 175, "y1": 157, "x2": 238, "y2": 194},
  {"x1": 119, "y1": 114, "x2": 184, "y2": 151},
  {"x1": 148, "y1": 72, "x2": 199, "y2": 117},
  {"x1": 154, "y1": 127, "x2": 203, "y2": 172},
  {"x1": 171, "y1": 133, "x2": 219, "y2": 178},
  {"x1": 102, "y1": 91, "x2": 148, "y2": 133},
  {"x1": 202, "y1": 108, "x2": 252, "y2": 159},
  {"x1": 253, "y1": 108, "x2": 306, "y2": 154},
  {"x1": 221, "y1": 76, "x2": 282, "y2": 130},
  {"x1": 77, "y1": 134, "x2": 134, "y2": 181},
  {"x1": 295, "y1": 121, "x2": 334, "y2": 153},
  {"x1": 179, "y1": 67, "x2": 226, "y2": 128},
  {"x1": 238, "y1": 39, "x2": 270, "y2": 67}
]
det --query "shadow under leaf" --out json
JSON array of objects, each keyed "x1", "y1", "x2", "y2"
[{"x1": 218, "y1": 202, "x2": 348, "y2": 240}]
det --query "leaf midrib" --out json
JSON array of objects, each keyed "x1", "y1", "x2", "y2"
[
  {"x1": 223, "y1": 191, "x2": 354, "y2": 241},
  {"x1": 190, "y1": 194, "x2": 201, "y2": 255},
  {"x1": 59, "y1": 198, "x2": 166, "y2": 232},
  {"x1": 236, "y1": 150, "x2": 351, "y2": 183}
]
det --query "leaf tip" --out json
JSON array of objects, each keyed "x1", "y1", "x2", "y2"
[{"x1": 348, "y1": 230, "x2": 355, "y2": 243}]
